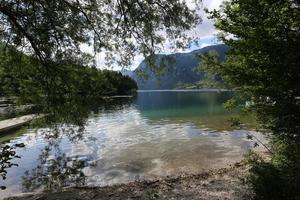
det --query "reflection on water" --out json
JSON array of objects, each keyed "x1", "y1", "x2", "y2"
[{"x1": 0, "y1": 91, "x2": 260, "y2": 198}]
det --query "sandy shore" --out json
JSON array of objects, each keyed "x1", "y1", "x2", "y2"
[{"x1": 5, "y1": 162, "x2": 252, "y2": 200}]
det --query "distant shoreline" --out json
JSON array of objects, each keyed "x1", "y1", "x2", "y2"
[{"x1": 137, "y1": 89, "x2": 232, "y2": 93}]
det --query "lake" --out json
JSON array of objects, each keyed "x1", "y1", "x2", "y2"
[{"x1": 0, "y1": 91, "x2": 262, "y2": 198}]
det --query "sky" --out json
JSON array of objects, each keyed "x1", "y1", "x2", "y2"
[{"x1": 93, "y1": 0, "x2": 224, "y2": 70}]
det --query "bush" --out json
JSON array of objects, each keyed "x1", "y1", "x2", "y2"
[{"x1": 244, "y1": 139, "x2": 300, "y2": 200}]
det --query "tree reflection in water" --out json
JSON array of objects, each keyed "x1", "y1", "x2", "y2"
[
  {"x1": 0, "y1": 143, "x2": 25, "y2": 190},
  {"x1": 0, "y1": 95, "x2": 135, "y2": 192},
  {"x1": 21, "y1": 136, "x2": 87, "y2": 192}
]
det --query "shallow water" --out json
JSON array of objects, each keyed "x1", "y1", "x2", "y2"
[{"x1": 0, "y1": 91, "x2": 260, "y2": 198}]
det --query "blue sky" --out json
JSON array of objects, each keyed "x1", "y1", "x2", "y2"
[{"x1": 186, "y1": 36, "x2": 221, "y2": 52}]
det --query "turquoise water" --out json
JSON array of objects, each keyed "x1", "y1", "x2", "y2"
[{"x1": 0, "y1": 91, "x2": 260, "y2": 198}]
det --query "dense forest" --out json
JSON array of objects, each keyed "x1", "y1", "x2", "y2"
[{"x1": 0, "y1": 45, "x2": 137, "y2": 104}]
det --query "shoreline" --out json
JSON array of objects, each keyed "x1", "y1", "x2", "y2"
[
  {"x1": 137, "y1": 89, "x2": 232, "y2": 93},
  {"x1": 5, "y1": 162, "x2": 252, "y2": 200}
]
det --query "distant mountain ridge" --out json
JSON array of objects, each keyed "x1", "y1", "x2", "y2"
[{"x1": 122, "y1": 44, "x2": 230, "y2": 90}]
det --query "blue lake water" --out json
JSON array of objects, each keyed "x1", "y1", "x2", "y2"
[{"x1": 0, "y1": 91, "x2": 261, "y2": 198}]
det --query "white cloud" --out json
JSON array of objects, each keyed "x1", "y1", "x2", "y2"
[
  {"x1": 132, "y1": 54, "x2": 145, "y2": 69},
  {"x1": 194, "y1": 0, "x2": 224, "y2": 38},
  {"x1": 203, "y1": 0, "x2": 224, "y2": 10},
  {"x1": 200, "y1": 43, "x2": 211, "y2": 48},
  {"x1": 80, "y1": 43, "x2": 93, "y2": 54},
  {"x1": 90, "y1": 0, "x2": 224, "y2": 70}
]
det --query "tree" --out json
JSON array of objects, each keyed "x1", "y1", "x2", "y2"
[
  {"x1": 0, "y1": 0, "x2": 201, "y2": 67},
  {"x1": 206, "y1": 0, "x2": 300, "y2": 139},
  {"x1": 203, "y1": 0, "x2": 300, "y2": 199},
  {"x1": 0, "y1": 0, "x2": 202, "y2": 106}
]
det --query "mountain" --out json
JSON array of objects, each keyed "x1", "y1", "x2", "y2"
[{"x1": 126, "y1": 44, "x2": 229, "y2": 90}]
